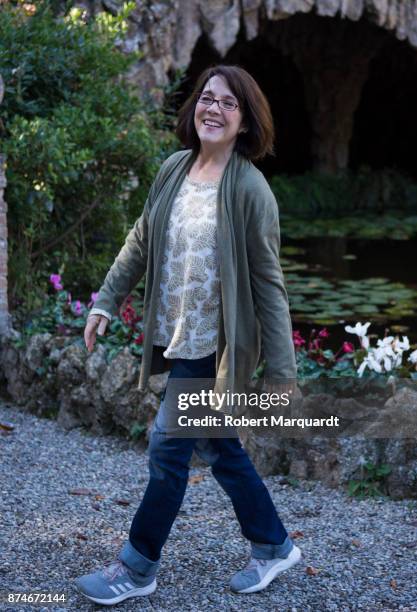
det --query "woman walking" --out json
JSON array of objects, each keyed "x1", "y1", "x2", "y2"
[{"x1": 75, "y1": 65, "x2": 301, "y2": 605}]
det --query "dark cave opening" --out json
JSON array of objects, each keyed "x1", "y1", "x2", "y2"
[
  {"x1": 172, "y1": 31, "x2": 312, "y2": 178},
  {"x1": 171, "y1": 16, "x2": 417, "y2": 181},
  {"x1": 350, "y1": 36, "x2": 417, "y2": 180}
]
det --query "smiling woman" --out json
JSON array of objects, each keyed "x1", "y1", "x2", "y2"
[{"x1": 79, "y1": 64, "x2": 300, "y2": 604}]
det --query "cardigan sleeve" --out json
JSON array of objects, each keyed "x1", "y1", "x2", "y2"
[{"x1": 245, "y1": 177, "x2": 297, "y2": 380}]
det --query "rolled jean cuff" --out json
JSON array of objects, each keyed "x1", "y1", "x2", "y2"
[
  {"x1": 119, "y1": 540, "x2": 160, "y2": 577},
  {"x1": 251, "y1": 535, "x2": 294, "y2": 560}
]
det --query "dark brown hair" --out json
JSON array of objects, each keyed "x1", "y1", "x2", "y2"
[{"x1": 176, "y1": 65, "x2": 275, "y2": 161}]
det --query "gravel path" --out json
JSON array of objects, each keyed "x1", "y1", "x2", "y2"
[{"x1": 1, "y1": 399, "x2": 416, "y2": 612}]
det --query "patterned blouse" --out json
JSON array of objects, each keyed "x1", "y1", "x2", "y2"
[{"x1": 153, "y1": 175, "x2": 221, "y2": 359}]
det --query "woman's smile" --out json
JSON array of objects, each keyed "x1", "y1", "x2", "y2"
[{"x1": 202, "y1": 119, "x2": 224, "y2": 129}]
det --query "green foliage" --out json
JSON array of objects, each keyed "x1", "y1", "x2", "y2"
[
  {"x1": 348, "y1": 461, "x2": 392, "y2": 499},
  {"x1": 270, "y1": 167, "x2": 417, "y2": 218},
  {"x1": 281, "y1": 212, "x2": 417, "y2": 240},
  {"x1": 130, "y1": 421, "x2": 147, "y2": 441},
  {"x1": 295, "y1": 349, "x2": 357, "y2": 380},
  {"x1": 12, "y1": 276, "x2": 146, "y2": 363},
  {"x1": 284, "y1": 272, "x2": 417, "y2": 326},
  {"x1": 271, "y1": 168, "x2": 417, "y2": 239},
  {"x1": 0, "y1": 1, "x2": 177, "y2": 312}
]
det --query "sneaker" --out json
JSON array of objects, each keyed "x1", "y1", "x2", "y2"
[
  {"x1": 75, "y1": 559, "x2": 156, "y2": 605},
  {"x1": 230, "y1": 545, "x2": 302, "y2": 594}
]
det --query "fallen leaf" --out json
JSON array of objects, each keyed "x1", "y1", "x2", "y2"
[
  {"x1": 75, "y1": 533, "x2": 88, "y2": 541},
  {"x1": 290, "y1": 530, "x2": 304, "y2": 539},
  {"x1": 115, "y1": 499, "x2": 130, "y2": 506},
  {"x1": 306, "y1": 565, "x2": 320, "y2": 576},
  {"x1": 0, "y1": 421, "x2": 14, "y2": 431},
  {"x1": 68, "y1": 488, "x2": 95, "y2": 496},
  {"x1": 390, "y1": 579, "x2": 398, "y2": 590},
  {"x1": 95, "y1": 494, "x2": 105, "y2": 501},
  {"x1": 351, "y1": 539, "x2": 362, "y2": 547},
  {"x1": 189, "y1": 474, "x2": 204, "y2": 484}
]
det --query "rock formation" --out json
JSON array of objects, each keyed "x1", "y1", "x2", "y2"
[
  {"x1": 0, "y1": 74, "x2": 10, "y2": 336},
  {"x1": 74, "y1": 0, "x2": 417, "y2": 174}
]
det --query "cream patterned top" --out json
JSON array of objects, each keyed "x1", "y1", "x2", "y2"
[{"x1": 153, "y1": 175, "x2": 221, "y2": 359}]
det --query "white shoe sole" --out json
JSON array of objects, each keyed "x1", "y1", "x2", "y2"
[
  {"x1": 235, "y1": 546, "x2": 302, "y2": 594},
  {"x1": 79, "y1": 578, "x2": 157, "y2": 605}
]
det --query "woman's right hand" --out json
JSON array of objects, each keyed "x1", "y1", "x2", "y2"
[{"x1": 84, "y1": 314, "x2": 108, "y2": 352}]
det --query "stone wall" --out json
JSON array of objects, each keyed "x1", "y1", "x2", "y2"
[
  {"x1": 91, "y1": 0, "x2": 417, "y2": 94},
  {"x1": 1, "y1": 332, "x2": 416, "y2": 500},
  {"x1": 0, "y1": 74, "x2": 10, "y2": 337}
]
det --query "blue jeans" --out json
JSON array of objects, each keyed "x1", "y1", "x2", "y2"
[{"x1": 119, "y1": 351, "x2": 294, "y2": 575}]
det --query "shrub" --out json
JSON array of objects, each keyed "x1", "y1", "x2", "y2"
[
  {"x1": 270, "y1": 167, "x2": 417, "y2": 217},
  {"x1": 0, "y1": 1, "x2": 177, "y2": 313}
]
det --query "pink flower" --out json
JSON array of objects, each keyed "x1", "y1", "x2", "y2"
[
  {"x1": 311, "y1": 339, "x2": 321, "y2": 351},
  {"x1": 49, "y1": 273, "x2": 63, "y2": 291},
  {"x1": 342, "y1": 341, "x2": 355, "y2": 353},
  {"x1": 293, "y1": 330, "x2": 306, "y2": 348},
  {"x1": 122, "y1": 304, "x2": 141, "y2": 327},
  {"x1": 87, "y1": 292, "x2": 99, "y2": 308},
  {"x1": 318, "y1": 328, "x2": 329, "y2": 338},
  {"x1": 74, "y1": 300, "x2": 84, "y2": 315},
  {"x1": 134, "y1": 332, "x2": 144, "y2": 345}
]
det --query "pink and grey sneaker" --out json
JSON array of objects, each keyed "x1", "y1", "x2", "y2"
[
  {"x1": 230, "y1": 545, "x2": 302, "y2": 594},
  {"x1": 75, "y1": 541, "x2": 159, "y2": 606},
  {"x1": 75, "y1": 559, "x2": 156, "y2": 605}
]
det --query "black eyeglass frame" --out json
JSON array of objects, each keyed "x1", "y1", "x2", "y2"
[{"x1": 196, "y1": 92, "x2": 239, "y2": 112}]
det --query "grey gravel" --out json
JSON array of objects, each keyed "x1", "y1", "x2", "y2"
[{"x1": 1, "y1": 399, "x2": 417, "y2": 612}]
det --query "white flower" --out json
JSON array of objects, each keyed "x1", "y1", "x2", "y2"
[
  {"x1": 368, "y1": 353, "x2": 382, "y2": 373},
  {"x1": 362, "y1": 336, "x2": 370, "y2": 350},
  {"x1": 345, "y1": 322, "x2": 371, "y2": 337},
  {"x1": 345, "y1": 322, "x2": 371, "y2": 351},
  {"x1": 383, "y1": 355, "x2": 392, "y2": 371},
  {"x1": 353, "y1": 327, "x2": 413, "y2": 377},
  {"x1": 377, "y1": 336, "x2": 394, "y2": 348},
  {"x1": 374, "y1": 347, "x2": 385, "y2": 361},
  {"x1": 357, "y1": 360, "x2": 368, "y2": 377},
  {"x1": 408, "y1": 349, "x2": 417, "y2": 365},
  {"x1": 393, "y1": 352, "x2": 403, "y2": 368},
  {"x1": 394, "y1": 336, "x2": 410, "y2": 352}
]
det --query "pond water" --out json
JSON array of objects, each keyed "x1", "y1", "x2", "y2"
[{"x1": 284, "y1": 235, "x2": 417, "y2": 348}]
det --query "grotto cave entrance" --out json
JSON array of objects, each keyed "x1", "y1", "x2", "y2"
[
  {"x1": 179, "y1": 30, "x2": 312, "y2": 178},
  {"x1": 350, "y1": 37, "x2": 417, "y2": 180},
  {"x1": 173, "y1": 12, "x2": 417, "y2": 181}
]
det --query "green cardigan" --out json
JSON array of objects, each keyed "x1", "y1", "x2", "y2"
[{"x1": 92, "y1": 149, "x2": 297, "y2": 399}]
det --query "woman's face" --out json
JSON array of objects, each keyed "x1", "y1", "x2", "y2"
[{"x1": 194, "y1": 75, "x2": 244, "y2": 152}]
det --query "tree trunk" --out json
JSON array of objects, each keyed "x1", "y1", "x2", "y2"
[{"x1": 277, "y1": 15, "x2": 386, "y2": 174}]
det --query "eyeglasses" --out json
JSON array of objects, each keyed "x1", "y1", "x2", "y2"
[{"x1": 197, "y1": 93, "x2": 239, "y2": 112}]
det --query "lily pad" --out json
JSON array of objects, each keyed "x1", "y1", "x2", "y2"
[
  {"x1": 390, "y1": 324, "x2": 410, "y2": 333},
  {"x1": 281, "y1": 246, "x2": 306, "y2": 256}
]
